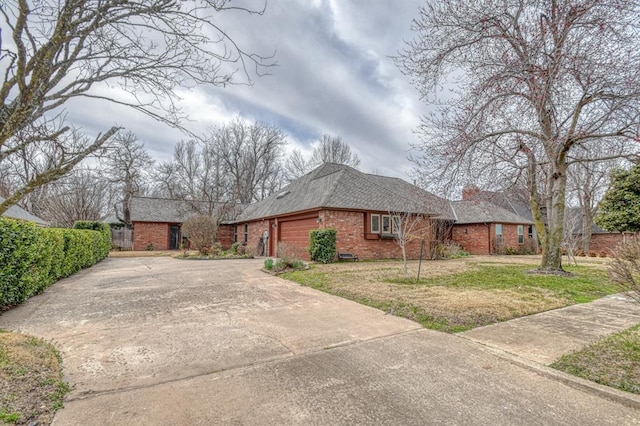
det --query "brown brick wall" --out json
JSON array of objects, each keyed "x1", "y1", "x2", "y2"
[
  {"x1": 133, "y1": 222, "x2": 170, "y2": 250},
  {"x1": 243, "y1": 220, "x2": 271, "y2": 257},
  {"x1": 133, "y1": 221, "x2": 236, "y2": 251},
  {"x1": 589, "y1": 233, "x2": 625, "y2": 255},
  {"x1": 323, "y1": 210, "x2": 432, "y2": 260},
  {"x1": 452, "y1": 223, "x2": 490, "y2": 255},
  {"x1": 217, "y1": 224, "x2": 235, "y2": 250},
  {"x1": 452, "y1": 223, "x2": 530, "y2": 255},
  {"x1": 236, "y1": 210, "x2": 434, "y2": 261}
]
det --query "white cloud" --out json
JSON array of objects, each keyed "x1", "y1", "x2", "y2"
[{"x1": 59, "y1": 0, "x2": 430, "y2": 178}]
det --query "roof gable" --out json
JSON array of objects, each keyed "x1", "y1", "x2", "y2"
[
  {"x1": 450, "y1": 200, "x2": 533, "y2": 225},
  {"x1": 236, "y1": 163, "x2": 454, "y2": 222},
  {"x1": 130, "y1": 197, "x2": 214, "y2": 223},
  {"x1": 0, "y1": 196, "x2": 49, "y2": 226}
]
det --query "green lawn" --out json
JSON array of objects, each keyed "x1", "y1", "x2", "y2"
[
  {"x1": 551, "y1": 324, "x2": 640, "y2": 394},
  {"x1": 282, "y1": 260, "x2": 617, "y2": 332}
]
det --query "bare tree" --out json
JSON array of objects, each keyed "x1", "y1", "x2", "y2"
[
  {"x1": 99, "y1": 131, "x2": 154, "y2": 227},
  {"x1": 567, "y1": 151, "x2": 630, "y2": 253},
  {"x1": 35, "y1": 169, "x2": 110, "y2": 227},
  {"x1": 310, "y1": 134, "x2": 360, "y2": 169},
  {"x1": 398, "y1": 0, "x2": 640, "y2": 272},
  {"x1": 182, "y1": 215, "x2": 217, "y2": 255},
  {"x1": 0, "y1": 1, "x2": 271, "y2": 214},
  {"x1": 389, "y1": 211, "x2": 428, "y2": 277},
  {"x1": 208, "y1": 118, "x2": 286, "y2": 203},
  {"x1": 562, "y1": 207, "x2": 583, "y2": 265},
  {"x1": 153, "y1": 139, "x2": 228, "y2": 216},
  {"x1": 608, "y1": 237, "x2": 640, "y2": 303},
  {"x1": 284, "y1": 149, "x2": 312, "y2": 182}
]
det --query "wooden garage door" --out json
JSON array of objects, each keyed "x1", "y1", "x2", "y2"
[{"x1": 278, "y1": 217, "x2": 318, "y2": 260}]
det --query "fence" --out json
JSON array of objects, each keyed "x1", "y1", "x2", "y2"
[{"x1": 111, "y1": 227, "x2": 133, "y2": 251}]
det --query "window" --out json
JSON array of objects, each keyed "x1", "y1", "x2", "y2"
[
  {"x1": 392, "y1": 216, "x2": 401, "y2": 235},
  {"x1": 495, "y1": 223, "x2": 503, "y2": 236},
  {"x1": 517, "y1": 225, "x2": 524, "y2": 244},
  {"x1": 528, "y1": 225, "x2": 534, "y2": 239},
  {"x1": 233, "y1": 225, "x2": 238, "y2": 243},
  {"x1": 371, "y1": 214, "x2": 380, "y2": 233},
  {"x1": 244, "y1": 224, "x2": 249, "y2": 243},
  {"x1": 382, "y1": 215, "x2": 391, "y2": 233}
]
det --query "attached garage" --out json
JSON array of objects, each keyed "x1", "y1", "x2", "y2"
[{"x1": 277, "y1": 216, "x2": 318, "y2": 260}]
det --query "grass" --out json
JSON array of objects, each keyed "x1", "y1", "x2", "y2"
[
  {"x1": 281, "y1": 258, "x2": 617, "y2": 333},
  {"x1": 551, "y1": 324, "x2": 640, "y2": 394},
  {"x1": 0, "y1": 330, "x2": 69, "y2": 425}
]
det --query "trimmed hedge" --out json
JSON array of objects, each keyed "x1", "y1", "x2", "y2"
[
  {"x1": 309, "y1": 228, "x2": 337, "y2": 264},
  {"x1": 0, "y1": 218, "x2": 110, "y2": 310}
]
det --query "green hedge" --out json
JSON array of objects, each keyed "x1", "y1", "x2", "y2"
[
  {"x1": 0, "y1": 218, "x2": 110, "y2": 310},
  {"x1": 309, "y1": 228, "x2": 337, "y2": 264}
]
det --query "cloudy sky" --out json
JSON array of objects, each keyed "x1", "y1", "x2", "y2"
[{"x1": 68, "y1": 0, "x2": 429, "y2": 179}]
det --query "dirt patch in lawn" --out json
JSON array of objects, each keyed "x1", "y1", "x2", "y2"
[
  {"x1": 283, "y1": 257, "x2": 614, "y2": 332},
  {"x1": 0, "y1": 330, "x2": 68, "y2": 425}
]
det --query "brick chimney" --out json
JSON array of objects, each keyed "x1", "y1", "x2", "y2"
[{"x1": 462, "y1": 184, "x2": 480, "y2": 200}]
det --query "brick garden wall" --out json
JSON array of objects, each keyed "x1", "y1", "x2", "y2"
[{"x1": 588, "y1": 233, "x2": 625, "y2": 255}]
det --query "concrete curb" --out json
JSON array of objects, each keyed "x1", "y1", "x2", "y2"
[{"x1": 461, "y1": 336, "x2": 640, "y2": 410}]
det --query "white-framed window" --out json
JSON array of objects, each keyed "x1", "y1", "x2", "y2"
[
  {"x1": 495, "y1": 223, "x2": 503, "y2": 237},
  {"x1": 392, "y1": 216, "x2": 401, "y2": 235},
  {"x1": 371, "y1": 214, "x2": 381, "y2": 233},
  {"x1": 517, "y1": 225, "x2": 524, "y2": 244},
  {"x1": 382, "y1": 215, "x2": 391, "y2": 233}
]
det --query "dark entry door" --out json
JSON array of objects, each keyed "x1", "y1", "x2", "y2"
[{"x1": 169, "y1": 225, "x2": 181, "y2": 250}]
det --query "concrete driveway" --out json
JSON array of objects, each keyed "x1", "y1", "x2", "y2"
[{"x1": 1, "y1": 257, "x2": 638, "y2": 425}]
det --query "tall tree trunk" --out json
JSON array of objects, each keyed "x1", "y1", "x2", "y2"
[
  {"x1": 581, "y1": 191, "x2": 593, "y2": 253},
  {"x1": 541, "y1": 159, "x2": 568, "y2": 271}
]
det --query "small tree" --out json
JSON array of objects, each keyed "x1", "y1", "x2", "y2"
[
  {"x1": 390, "y1": 212, "x2": 427, "y2": 276},
  {"x1": 608, "y1": 238, "x2": 640, "y2": 303},
  {"x1": 181, "y1": 215, "x2": 216, "y2": 255}
]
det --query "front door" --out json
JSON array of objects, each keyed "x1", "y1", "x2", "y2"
[{"x1": 169, "y1": 225, "x2": 181, "y2": 250}]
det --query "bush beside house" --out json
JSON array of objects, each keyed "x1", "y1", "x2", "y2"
[
  {"x1": 0, "y1": 218, "x2": 110, "y2": 310},
  {"x1": 309, "y1": 228, "x2": 337, "y2": 263}
]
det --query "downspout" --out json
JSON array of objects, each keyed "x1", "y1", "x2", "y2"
[{"x1": 487, "y1": 223, "x2": 492, "y2": 255}]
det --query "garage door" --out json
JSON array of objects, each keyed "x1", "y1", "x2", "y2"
[{"x1": 278, "y1": 217, "x2": 318, "y2": 260}]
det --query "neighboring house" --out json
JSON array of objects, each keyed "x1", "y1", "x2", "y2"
[
  {"x1": 449, "y1": 199, "x2": 535, "y2": 255},
  {"x1": 129, "y1": 197, "x2": 237, "y2": 251},
  {"x1": 0, "y1": 196, "x2": 49, "y2": 226},
  {"x1": 564, "y1": 206, "x2": 628, "y2": 255},
  {"x1": 233, "y1": 163, "x2": 453, "y2": 260}
]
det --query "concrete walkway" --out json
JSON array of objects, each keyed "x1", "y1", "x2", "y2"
[
  {"x1": 460, "y1": 293, "x2": 640, "y2": 365},
  {"x1": 1, "y1": 258, "x2": 639, "y2": 425}
]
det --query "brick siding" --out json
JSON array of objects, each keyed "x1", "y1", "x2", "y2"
[
  {"x1": 323, "y1": 210, "x2": 431, "y2": 260},
  {"x1": 452, "y1": 223, "x2": 531, "y2": 255},
  {"x1": 588, "y1": 233, "x2": 625, "y2": 255},
  {"x1": 133, "y1": 222, "x2": 170, "y2": 250},
  {"x1": 236, "y1": 209, "x2": 434, "y2": 261}
]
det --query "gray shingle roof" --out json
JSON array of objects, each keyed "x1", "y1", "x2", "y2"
[
  {"x1": 450, "y1": 200, "x2": 533, "y2": 225},
  {"x1": 236, "y1": 163, "x2": 454, "y2": 222},
  {"x1": 130, "y1": 197, "x2": 211, "y2": 223},
  {"x1": 0, "y1": 196, "x2": 49, "y2": 226}
]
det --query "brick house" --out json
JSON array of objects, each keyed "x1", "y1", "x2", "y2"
[
  {"x1": 129, "y1": 197, "x2": 235, "y2": 251},
  {"x1": 449, "y1": 199, "x2": 535, "y2": 255},
  {"x1": 232, "y1": 163, "x2": 453, "y2": 260}
]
